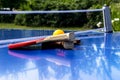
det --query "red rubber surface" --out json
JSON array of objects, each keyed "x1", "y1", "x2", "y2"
[{"x1": 8, "y1": 38, "x2": 45, "y2": 49}]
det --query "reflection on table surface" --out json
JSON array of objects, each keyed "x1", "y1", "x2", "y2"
[{"x1": 0, "y1": 33, "x2": 120, "y2": 80}]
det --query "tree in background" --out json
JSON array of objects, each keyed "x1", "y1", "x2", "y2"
[
  {"x1": 1, "y1": 0, "x2": 120, "y2": 30},
  {"x1": 0, "y1": 0, "x2": 27, "y2": 23},
  {"x1": 14, "y1": 0, "x2": 97, "y2": 28},
  {"x1": 0, "y1": 0, "x2": 26, "y2": 10}
]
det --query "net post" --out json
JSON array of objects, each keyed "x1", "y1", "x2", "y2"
[{"x1": 102, "y1": 5, "x2": 113, "y2": 33}]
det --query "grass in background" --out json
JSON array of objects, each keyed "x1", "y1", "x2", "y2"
[{"x1": 0, "y1": 23, "x2": 89, "y2": 31}]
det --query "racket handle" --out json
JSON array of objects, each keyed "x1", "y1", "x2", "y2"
[{"x1": 36, "y1": 32, "x2": 75, "y2": 43}]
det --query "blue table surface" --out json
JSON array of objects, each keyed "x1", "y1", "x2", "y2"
[{"x1": 0, "y1": 29, "x2": 120, "y2": 80}]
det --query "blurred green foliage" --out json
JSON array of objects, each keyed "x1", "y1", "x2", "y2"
[
  {"x1": 0, "y1": 0, "x2": 120, "y2": 31},
  {"x1": 111, "y1": 3, "x2": 120, "y2": 31},
  {"x1": 14, "y1": 0, "x2": 97, "y2": 28}
]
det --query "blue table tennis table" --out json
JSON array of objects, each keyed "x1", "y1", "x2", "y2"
[{"x1": 0, "y1": 29, "x2": 120, "y2": 80}]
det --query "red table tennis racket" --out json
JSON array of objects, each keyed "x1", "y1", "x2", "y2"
[{"x1": 8, "y1": 32, "x2": 75, "y2": 49}]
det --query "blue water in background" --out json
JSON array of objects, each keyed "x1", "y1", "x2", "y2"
[{"x1": 0, "y1": 29, "x2": 120, "y2": 80}]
